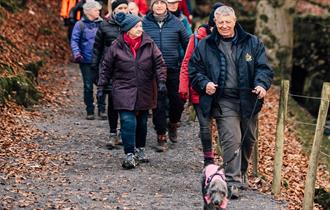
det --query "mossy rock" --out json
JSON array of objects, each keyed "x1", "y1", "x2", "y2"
[{"x1": 0, "y1": 74, "x2": 41, "y2": 106}]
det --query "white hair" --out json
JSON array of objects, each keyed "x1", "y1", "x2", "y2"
[{"x1": 214, "y1": 6, "x2": 236, "y2": 19}]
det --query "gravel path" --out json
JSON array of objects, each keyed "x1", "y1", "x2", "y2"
[{"x1": 0, "y1": 64, "x2": 287, "y2": 209}]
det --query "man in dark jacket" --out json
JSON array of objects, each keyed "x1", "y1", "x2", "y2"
[
  {"x1": 92, "y1": 0, "x2": 128, "y2": 148},
  {"x1": 189, "y1": 6, "x2": 273, "y2": 199},
  {"x1": 143, "y1": 0, "x2": 190, "y2": 152}
]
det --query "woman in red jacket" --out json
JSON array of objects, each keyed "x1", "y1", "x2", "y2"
[
  {"x1": 179, "y1": 2, "x2": 224, "y2": 167},
  {"x1": 179, "y1": 24, "x2": 214, "y2": 166}
]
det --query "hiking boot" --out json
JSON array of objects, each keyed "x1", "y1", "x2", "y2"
[
  {"x1": 155, "y1": 134, "x2": 167, "y2": 152},
  {"x1": 228, "y1": 185, "x2": 240, "y2": 199},
  {"x1": 135, "y1": 147, "x2": 149, "y2": 163},
  {"x1": 122, "y1": 153, "x2": 138, "y2": 169},
  {"x1": 98, "y1": 111, "x2": 107, "y2": 120},
  {"x1": 108, "y1": 133, "x2": 119, "y2": 149},
  {"x1": 168, "y1": 122, "x2": 179, "y2": 143},
  {"x1": 86, "y1": 114, "x2": 95, "y2": 120}
]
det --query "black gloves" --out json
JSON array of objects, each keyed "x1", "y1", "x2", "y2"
[{"x1": 158, "y1": 81, "x2": 167, "y2": 96}]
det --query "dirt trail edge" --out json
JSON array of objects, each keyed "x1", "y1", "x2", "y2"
[{"x1": 1, "y1": 64, "x2": 287, "y2": 209}]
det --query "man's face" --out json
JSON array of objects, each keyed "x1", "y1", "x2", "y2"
[
  {"x1": 167, "y1": 2, "x2": 179, "y2": 12},
  {"x1": 128, "y1": 21, "x2": 143, "y2": 38},
  {"x1": 85, "y1": 8, "x2": 100, "y2": 20},
  {"x1": 114, "y1": 3, "x2": 128, "y2": 14},
  {"x1": 152, "y1": 1, "x2": 167, "y2": 16},
  {"x1": 214, "y1": 14, "x2": 236, "y2": 38}
]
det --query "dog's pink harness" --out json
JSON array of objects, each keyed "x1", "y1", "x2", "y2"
[{"x1": 203, "y1": 164, "x2": 228, "y2": 209}]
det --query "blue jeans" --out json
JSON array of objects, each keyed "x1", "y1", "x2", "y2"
[
  {"x1": 79, "y1": 63, "x2": 105, "y2": 114},
  {"x1": 119, "y1": 111, "x2": 148, "y2": 154}
]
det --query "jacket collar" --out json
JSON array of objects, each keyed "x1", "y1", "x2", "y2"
[
  {"x1": 82, "y1": 16, "x2": 103, "y2": 23},
  {"x1": 145, "y1": 11, "x2": 173, "y2": 23},
  {"x1": 117, "y1": 32, "x2": 154, "y2": 48}
]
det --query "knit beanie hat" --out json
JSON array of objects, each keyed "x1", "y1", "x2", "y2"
[
  {"x1": 208, "y1": 2, "x2": 225, "y2": 27},
  {"x1": 111, "y1": 0, "x2": 128, "y2": 11},
  {"x1": 115, "y1": 12, "x2": 142, "y2": 32},
  {"x1": 83, "y1": 0, "x2": 102, "y2": 11},
  {"x1": 150, "y1": 0, "x2": 168, "y2": 9}
]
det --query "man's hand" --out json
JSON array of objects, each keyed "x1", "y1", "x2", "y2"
[
  {"x1": 205, "y1": 82, "x2": 218, "y2": 95},
  {"x1": 252, "y1": 86, "x2": 266, "y2": 99}
]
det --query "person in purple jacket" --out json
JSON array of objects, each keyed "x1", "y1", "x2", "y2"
[
  {"x1": 70, "y1": 0, "x2": 103, "y2": 120},
  {"x1": 98, "y1": 13, "x2": 167, "y2": 169}
]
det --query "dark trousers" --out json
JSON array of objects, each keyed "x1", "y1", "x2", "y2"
[
  {"x1": 107, "y1": 92, "x2": 118, "y2": 133},
  {"x1": 194, "y1": 105, "x2": 212, "y2": 154},
  {"x1": 152, "y1": 72, "x2": 184, "y2": 135},
  {"x1": 119, "y1": 110, "x2": 148, "y2": 154},
  {"x1": 79, "y1": 63, "x2": 105, "y2": 114}
]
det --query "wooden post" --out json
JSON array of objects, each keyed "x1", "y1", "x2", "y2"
[
  {"x1": 302, "y1": 82, "x2": 330, "y2": 210},
  {"x1": 272, "y1": 80, "x2": 289, "y2": 195},
  {"x1": 252, "y1": 120, "x2": 259, "y2": 177}
]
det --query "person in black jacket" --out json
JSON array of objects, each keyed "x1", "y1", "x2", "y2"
[
  {"x1": 92, "y1": 0, "x2": 129, "y2": 148},
  {"x1": 143, "y1": 0, "x2": 189, "y2": 152},
  {"x1": 189, "y1": 6, "x2": 273, "y2": 199}
]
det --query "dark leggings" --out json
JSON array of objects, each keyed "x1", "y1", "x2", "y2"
[
  {"x1": 107, "y1": 92, "x2": 119, "y2": 134},
  {"x1": 194, "y1": 104, "x2": 212, "y2": 154}
]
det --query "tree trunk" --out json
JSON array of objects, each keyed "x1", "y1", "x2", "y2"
[{"x1": 255, "y1": 0, "x2": 297, "y2": 81}]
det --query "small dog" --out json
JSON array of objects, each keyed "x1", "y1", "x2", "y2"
[{"x1": 202, "y1": 164, "x2": 228, "y2": 210}]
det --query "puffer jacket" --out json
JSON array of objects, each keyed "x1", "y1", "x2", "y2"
[
  {"x1": 179, "y1": 26, "x2": 208, "y2": 104},
  {"x1": 98, "y1": 33, "x2": 167, "y2": 111},
  {"x1": 189, "y1": 23, "x2": 274, "y2": 118},
  {"x1": 70, "y1": 16, "x2": 103, "y2": 64},
  {"x1": 142, "y1": 12, "x2": 189, "y2": 72},
  {"x1": 91, "y1": 16, "x2": 121, "y2": 70}
]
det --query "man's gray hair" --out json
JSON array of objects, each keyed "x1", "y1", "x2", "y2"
[{"x1": 214, "y1": 6, "x2": 236, "y2": 19}]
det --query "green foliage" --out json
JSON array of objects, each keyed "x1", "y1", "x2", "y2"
[
  {"x1": 314, "y1": 188, "x2": 330, "y2": 209},
  {"x1": 0, "y1": 62, "x2": 14, "y2": 74},
  {"x1": 291, "y1": 16, "x2": 330, "y2": 115},
  {"x1": 0, "y1": 0, "x2": 27, "y2": 12},
  {"x1": 0, "y1": 74, "x2": 41, "y2": 106},
  {"x1": 288, "y1": 97, "x2": 330, "y2": 170}
]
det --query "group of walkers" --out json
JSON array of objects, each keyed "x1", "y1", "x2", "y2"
[{"x1": 67, "y1": 0, "x2": 273, "y2": 199}]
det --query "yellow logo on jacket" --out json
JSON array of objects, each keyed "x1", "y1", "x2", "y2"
[{"x1": 245, "y1": 53, "x2": 252, "y2": 62}]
